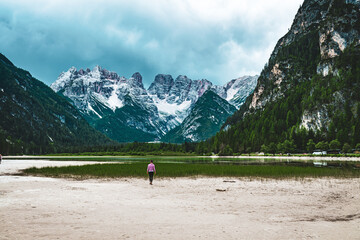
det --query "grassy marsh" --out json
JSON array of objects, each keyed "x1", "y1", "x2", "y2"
[{"x1": 23, "y1": 162, "x2": 360, "y2": 179}]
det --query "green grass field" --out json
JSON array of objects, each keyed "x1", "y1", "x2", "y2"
[{"x1": 22, "y1": 162, "x2": 360, "y2": 179}]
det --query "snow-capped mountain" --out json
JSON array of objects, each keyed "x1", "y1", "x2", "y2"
[
  {"x1": 0, "y1": 54, "x2": 111, "y2": 155},
  {"x1": 162, "y1": 90, "x2": 237, "y2": 143},
  {"x1": 52, "y1": 66, "x2": 153, "y2": 120},
  {"x1": 51, "y1": 66, "x2": 257, "y2": 142},
  {"x1": 224, "y1": 76, "x2": 258, "y2": 108},
  {"x1": 52, "y1": 66, "x2": 166, "y2": 142},
  {"x1": 148, "y1": 75, "x2": 218, "y2": 130}
]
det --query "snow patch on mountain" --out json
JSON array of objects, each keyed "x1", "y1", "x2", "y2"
[
  {"x1": 226, "y1": 87, "x2": 239, "y2": 102},
  {"x1": 152, "y1": 96, "x2": 192, "y2": 122},
  {"x1": 107, "y1": 82, "x2": 124, "y2": 111},
  {"x1": 87, "y1": 102, "x2": 102, "y2": 119},
  {"x1": 51, "y1": 66, "x2": 76, "y2": 92},
  {"x1": 224, "y1": 75, "x2": 259, "y2": 109}
]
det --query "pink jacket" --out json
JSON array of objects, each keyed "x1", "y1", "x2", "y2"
[{"x1": 147, "y1": 163, "x2": 156, "y2": 172}]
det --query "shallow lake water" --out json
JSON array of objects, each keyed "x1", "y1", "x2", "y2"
[{"x1": 4, "y1": 156, "x2": 360, "y2": 169}]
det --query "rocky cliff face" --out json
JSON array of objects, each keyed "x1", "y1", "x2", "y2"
[
  {"x1": 224, "y1": 76, "x2": 258, "y2": 109},
  {"x1": 239, "y1": 0, "x2": 360, "y2": 131},
  {"x1": 148, "y1": 74, "x2": 174, "y2": 99},
  {"x1": 148, "y1": 75, "x2": 224, "y2": 130},
  {"x1": 51, "y1": 67, "x2": 257, "y2": 142},
  {"x1": 220, "y1": 0, "x2": 360, "y2": 152},
  {"x1": 52, "y1": 66, "x2": 167, "y2": 142}
]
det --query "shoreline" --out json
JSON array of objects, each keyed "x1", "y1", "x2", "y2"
[
  {"x1": 1, "y1": 160, "x2": 359, "y2": 239},
  {"x1": 210, "y1": 155, "x2": 360, "y2": 161}
]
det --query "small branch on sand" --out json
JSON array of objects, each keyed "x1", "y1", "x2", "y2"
[{"x1": 216, "y1": 189, "x2": 227, "y2": 192}]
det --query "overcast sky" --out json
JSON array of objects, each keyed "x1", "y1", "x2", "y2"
[{"x1": 0, "y1": 0, "x2": 303, "y2": 87}]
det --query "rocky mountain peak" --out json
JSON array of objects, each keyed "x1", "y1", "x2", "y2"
[
  {"x1": 225, "y1": 76, "x2": 249, "y2": 91},
  {"x1": 129, "y1": 72, "x2": 144, "y2": 88},
  {"x1": 78, "y1": 69, "x2": 86, "y2": 75},
  {"x1": 152, "y1": 74, "x2": 174, "y2": 87},
  {"x1": 221, "y1": 0, "x2": 360, "y2": 153},
  {"x1": 131, "y1": 72, "x2": 142, "y2": 81},
  {"x1": 93, "y1": 65, "x2": 102, "y2": 72},
  {"x1": 52, "y1": 65, "x2": 258, "y2": 142},
  {"x1": 175, "y1": 75, "x2": 191, "y2": 83},
  {"x1": 148, "y1": 74, "x2": 174, "y2": 99},
  {"x1": 248, "y1": 0, "x2": 360, "y2": 111},
  {"x1": 69, "y1": 66, "x2": 77, "y2": 72},
  {"x1": 190, "y1": 79, "x2": 212, "y2": 98}
]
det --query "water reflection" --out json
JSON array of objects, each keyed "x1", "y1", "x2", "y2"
[
  {"x1": 89, "y1": 157, "x2": 359, "y2": 169},
  {"x1": 6, "y1": 156, "x2": 359, "y2": 169}
]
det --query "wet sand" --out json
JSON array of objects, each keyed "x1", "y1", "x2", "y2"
[{"x1": 0, "y1": 160, "x2": 359, "y2": 239}]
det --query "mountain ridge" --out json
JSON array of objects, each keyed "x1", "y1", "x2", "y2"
[
  {"x1": 0, "y1": 53, "x2": 112, "y2": 154},
  {"x1": 162, "y1": 90, "x2": 237, "y2": 143},
  {"x1": 212, "y1": 0, "x2": 360, "y2": 154},
  {"x1": 51, "y1": 66, "x2": 257, "y2": 142}
]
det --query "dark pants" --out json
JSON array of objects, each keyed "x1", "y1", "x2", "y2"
[{"x1": 148, "y1": 172, "x2": 154, "y2": 183}]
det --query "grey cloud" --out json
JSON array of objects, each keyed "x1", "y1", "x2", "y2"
[{"x1": 0, "y1": 0, "x2": 303, "y2": 87}]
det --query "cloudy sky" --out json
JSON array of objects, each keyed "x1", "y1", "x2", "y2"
[{"x1": 0, "y1": 0, "x2": 303, "y2": 87}]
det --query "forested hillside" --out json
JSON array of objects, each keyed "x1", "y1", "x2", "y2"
[
  {"x1": 197, "y1": 0, "x2": 360, "y2": 154},
  {"x1": 0, "y1": 54, "x2": 112, "y2": 155}
]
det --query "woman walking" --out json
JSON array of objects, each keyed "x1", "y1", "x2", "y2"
[{"x1": 147, "y1": 160, "x2": 156, "y2": 185}]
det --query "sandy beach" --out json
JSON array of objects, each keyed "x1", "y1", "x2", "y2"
[{"x1": 0, "y1": 160, "x2": 359, "y2": 239}]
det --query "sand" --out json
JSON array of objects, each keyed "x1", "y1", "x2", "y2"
[{"x1": 0, "y1": 160, "x2": 359, "y2": 240}]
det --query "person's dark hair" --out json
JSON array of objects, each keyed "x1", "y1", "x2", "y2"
[{"x1": 150, "y1": 160, "x2": 153, "y2": 163}]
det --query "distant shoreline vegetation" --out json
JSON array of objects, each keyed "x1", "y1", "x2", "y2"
[
  {"x1": 2, "y1": 138, "x2": 360, "y2": 157},
  {"x1": 28, "y1": 140, "x2": 360, "y2": 158},
  {"x1": 44, "y1": 152, "x2": 360, "y2": 158},
  {"x1": 39, "y1": 139, "x2": 360, "y2": 158}
]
